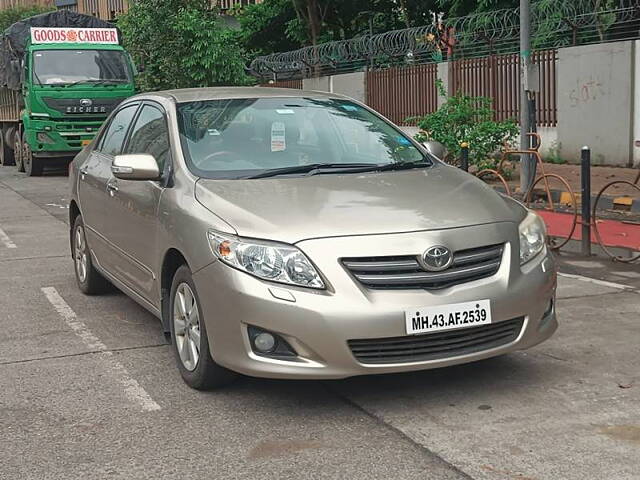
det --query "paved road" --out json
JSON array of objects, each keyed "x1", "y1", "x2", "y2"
[{"x1": 1, "y1": 166, "x2": 639, "y2": 480}]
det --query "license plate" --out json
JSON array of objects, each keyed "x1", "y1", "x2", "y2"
[
  {"x1": 81, "y1": 139, "x2": 91, "y2": 146},
  {"x1": 405, "y1": 299, "x2": 492, "y2": 335}
]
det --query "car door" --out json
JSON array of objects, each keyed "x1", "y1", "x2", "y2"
[
  {"x1": 77, "y1": 102, "x2": 139, "y2": 272},
  {"x1": 102, "y1": 102, "x2": 171, "y2": 305}
]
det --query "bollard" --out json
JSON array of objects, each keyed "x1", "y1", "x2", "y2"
[
  {"x1": 581, "y1": 146, "x2": 591, "y2": 257},
  {"x1": 460, "y1": 142, "x2": 469, "y2": 172}
]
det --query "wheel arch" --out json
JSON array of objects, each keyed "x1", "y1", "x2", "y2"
[
  {"x1": 68, "y1": 200, "x2": 81, "y2": 254},
  {"x1": 160, "y1": 248, "x2": 190, "y2": 334}
]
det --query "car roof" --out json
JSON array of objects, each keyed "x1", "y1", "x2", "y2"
[{"x1": 132, "y1": 86, "x2": 348, "y2": 104}]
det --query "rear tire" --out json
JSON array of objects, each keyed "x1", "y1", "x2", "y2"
[
  {"x1": 14, "y1": 130, "x2": 24, "y2": 172},
  {"x1": 170, "y1": 265, "x2": 237, "y2": 390},
  {"x1": 0, "y1": 126, "x2": 15, "y2": 166},
  {"x1": 72, "y1": 215, "x2": 110, "y2": 295}
]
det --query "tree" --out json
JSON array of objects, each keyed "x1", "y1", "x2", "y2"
[
  {"x1": 237, "y1": 0, "x2": 300, "y2": 57},
  {"x1": 291, "y1": 0, "x2": 330, "y2": 45},
  {"x1": 0, "y1": 5, "x2": 54, "y2": 32},
  {"x1": 118, "y1": 0, "x2": 251, "y2": 91}
]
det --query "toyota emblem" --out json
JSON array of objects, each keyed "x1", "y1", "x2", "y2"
[
  {"x1": 422, "y1": 246, "x2": 453, "y2": 271},
  {"x1": 79, "y1": 98, "x2": 93, "y2": 107}
]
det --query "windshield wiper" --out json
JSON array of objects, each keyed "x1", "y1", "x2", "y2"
[
  {"x1": 375, "y1": 160, "x2": 432, "y2": 171},
  {"x1": 245, "y1": 163, "x2": 379, "y2": 179},
  {"x1": 63, "y1": 79, "x2": 128, "y2": 87}
]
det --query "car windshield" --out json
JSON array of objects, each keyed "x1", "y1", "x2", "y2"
[
  {"x1": 33, "y1": 49, "x2": 132, "y2": 86},
  {"x1": 176, "y1": 97, "x2": 428, "y2": 179}
]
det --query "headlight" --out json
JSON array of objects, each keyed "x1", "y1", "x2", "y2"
[
  {"x1": 36, "y1": 132, "x2": 55, "y2": 144},
  {"x1": 519, "y1": 211, "x2": 546, "y2": 265},
  {"x1": 207, "y1": 231, "x2": 325, "y2": 289}
]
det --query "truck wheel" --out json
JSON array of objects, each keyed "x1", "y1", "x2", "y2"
[
  {"x1": 14, "y1": 130, "x2": 24, "y2": 172},
  {"x1": 22, "y1": 133, "x2": 42, "y2": 177},
  {"x1": 0, "y1": 127, "x2": 15, "y2": 166}
]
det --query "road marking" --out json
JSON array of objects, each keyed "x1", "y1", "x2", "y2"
[
  {"x1": 41, "y1": 286, "x2": 161, "y2": 412},
  {"x1": 0, "y1": 226, "x2": 17, "y2": 248},
  {"x1": 559, "y1": 272, "x2": 635, "y2": 291}
]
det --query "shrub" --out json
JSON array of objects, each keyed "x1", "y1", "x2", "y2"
[{"x1": 411, "y1": 81, "x2": 519, "y2": 171}]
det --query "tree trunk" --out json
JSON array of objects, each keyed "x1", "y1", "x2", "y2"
[
  {"x1": 398, "y1": 0, "x2": 411, "y2": 28},
  {"x1": 306, "y1": 0, "x2": 321, "y2": 45},
  {"x1": 292, "y1": 0, "x2": 322, "y2": 46}
]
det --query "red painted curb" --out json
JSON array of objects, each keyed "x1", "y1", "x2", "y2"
[{"x1": 537, "y1": 211, "x2": 640, "y2": 251}]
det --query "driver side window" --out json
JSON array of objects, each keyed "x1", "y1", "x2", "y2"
[
  {"x1": 97, "y1": 104, "x2": 138, "y2": 156},
  {"x1": 124, "y1": 104, "x2": 170, "y2": 172}
]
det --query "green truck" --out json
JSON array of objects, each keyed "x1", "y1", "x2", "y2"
[{"x1": 0, "y1": 11, "x2": 136, "y2": 175}]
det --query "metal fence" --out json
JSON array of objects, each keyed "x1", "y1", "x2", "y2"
[
  {"x1": 248, "y1": 0, "x2": 639, "y2": 81},
  {"x1": 449, "y1": 49, "x2": 557, "y2": 126},
  {"x1": 262, "y1": 52, "x2": 557, "y2": 128},
  {"x1": 366, "y1": 64, "x2": 438, "y2": 125},
  {"x1": 260, "y1": 78, "x2": 303, "y2": 89}
]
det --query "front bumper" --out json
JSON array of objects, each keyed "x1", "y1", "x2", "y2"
[
  {"x1": 25, "y1": 118, "x2": 102, "y2": 156},
  {"x1": 192, "y1": 223, "x2": 558, "y2": 379}
]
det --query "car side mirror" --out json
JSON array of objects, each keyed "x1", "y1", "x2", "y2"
[
  {"x1": 421, "y1": 140, "x2": 447, "y2": 161},
  {"x1": 112, "y1": 154, "x2": 160, "y2": 181}
]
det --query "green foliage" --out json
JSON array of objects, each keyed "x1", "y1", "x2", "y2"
[
  {"x1": 0, "y1": 5, "x2": 54, "y2": 33},
  {"x1": 237, "y1": 0, "x2": 299, "y2": 57},
  {"x1": 235, "y1": 0, "x2": 625, "y2": 57},
  {"x1": 545, "y1": 141, "x2": 567, "y2": 164},
  {"x1": 411, "y1": 80, "x2": 518, "y2": 170},
  {"x1": 236, "y1": 0, "x2": 407, "y2": 54},
  {"x1": 438, "y1": 0, "x2": 516, "y2": 18},
  {"x1": 118, "y1": 0, "x2": 252, "y2": 91}
]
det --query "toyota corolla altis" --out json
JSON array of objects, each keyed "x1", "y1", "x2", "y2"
[{"x1": 69, "y1": 87, "x2": 557, "y2": 389}]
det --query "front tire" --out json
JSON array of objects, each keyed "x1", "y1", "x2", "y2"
[
  {"x1": 23, "y1": 133, "x2": 43, "y2": 177},
  {"x1": 72, "y1": 215, "x2": 110, "y2": 295},
  {"x1": 170, "y1": 265, "x2": 237, "y2": 390},
  {"x1": 0, "y1": 125, "x2": 15, "y2": 166}
]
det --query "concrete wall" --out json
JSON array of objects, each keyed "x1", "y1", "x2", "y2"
[
  {"x1": 302, "y1": 76, "x2": 331, "y2": 92},
  {"x1": 436, "y1": 62, "x2": 449, "y2": 108},
  {"x1": 634, "y1": 40, "x2": 640, "y2": 168},
  {"x1": 302, "y1": 72, "x2": 365, "y2": 103},
  {"x1": 557, "y1": 41, "x2": 634, "y2": 167},
  {"x1": 330, "y1": 72, "x2": 366, "y2": 103}
]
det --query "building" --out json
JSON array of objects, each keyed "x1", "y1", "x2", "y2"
[{"x1": 0, "y1": 0, "x2": 262, "y2": 21}]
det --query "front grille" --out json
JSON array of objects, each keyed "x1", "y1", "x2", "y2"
[
  {"x1": 348, "y1": 317, "x2": 524, "y2": 364},
  {"x1": 42, "y1": 97, "x2": 127, "y2": 116},
  {"x1": 342, "y1": 243, "x2": 504, "y2": 290}
]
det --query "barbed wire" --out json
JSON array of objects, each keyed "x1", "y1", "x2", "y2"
[{"x1": 248, "y1": 0, "x2": 640, "y2": 80}]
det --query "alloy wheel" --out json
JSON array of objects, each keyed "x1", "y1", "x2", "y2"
[
  {"x1": 74, "y1": 225, "x2": 88, "y2": 283},
  {"x1": 173, "y1": 283, "x2": 201, "y2": 371}
]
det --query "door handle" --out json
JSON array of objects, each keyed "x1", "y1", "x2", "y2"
[
  {"x1": 79, "y1": 166, "x2": 88, "y2": 179},
  {"x1": 107, "y1": 181, "x2": 119, "y2": 196}
]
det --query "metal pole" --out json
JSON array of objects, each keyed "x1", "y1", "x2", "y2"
[
  {"x1": 581, "y1": 146, "x2": 592, "y2": 257},
  {"x1": 519, "y1": 0, "x2": 533, "y2": 193},
  {"x1": 460, "y1": 142, "x2": 469, "y2": 172}
]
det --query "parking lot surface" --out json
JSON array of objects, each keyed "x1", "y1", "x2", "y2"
[{"x1": 1, "y1": 167, "x2": 639, "y2": 480}]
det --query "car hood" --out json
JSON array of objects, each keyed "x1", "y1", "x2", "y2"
[{"x1": 195, "y1": 164, "x2": 524, "y2": 244}]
